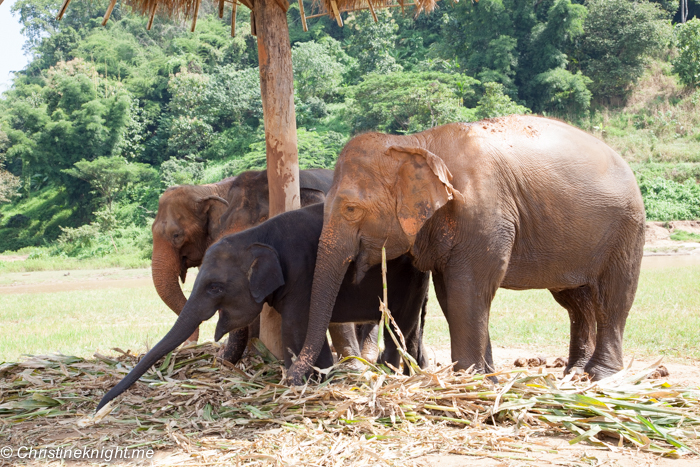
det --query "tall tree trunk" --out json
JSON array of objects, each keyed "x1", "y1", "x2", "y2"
[{"x1": 255, "y1": 0, "x2": 299, "y2": 359}]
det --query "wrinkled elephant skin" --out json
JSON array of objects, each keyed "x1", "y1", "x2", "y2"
[{"x1": 288, "y1": 115, "x2": 646, "y2": 384}]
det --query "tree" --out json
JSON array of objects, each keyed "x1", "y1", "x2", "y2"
[
  {"x1": 673, "y1": 18, "x2": 700, "y2": 87},
  {"x1": 581, "y1": 0, "x2": 673, "y2": 102},
  {"x1": 0, "y1": 131, "x2": 21, "y2": 204},
  {"x1": 345, "y1": 10, "x2": 403, "y2": 80},
  {"x1": 63, "y1": 156, "x2": 156, "y2": 212},
  {"x1": 350, "y1": 71, "x2": 480, "y2": 134},
  {"x1": 292, "y1": 38, "x2": 350, "y2": 101},
  {"x1": 441, "y1": 0, "x2": 591, "y2": 115}
]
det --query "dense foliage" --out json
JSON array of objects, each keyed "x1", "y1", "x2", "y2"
[{"x1": 0, "y1": 0, "x2": 699, "y2": 260}]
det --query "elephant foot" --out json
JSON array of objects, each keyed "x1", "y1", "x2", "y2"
[
  {"x1": 584, "y1": 361, "x2": 623, "y2": 381},
  {"x1": 361, "y1": 346, "x2": 379, "y2": 364},
  {"x1": 564, "y1": 366, "x2": 586, "y2": 377},
  {"x1": 339, "y1": 356, "x2": 366, "y2": 371}
]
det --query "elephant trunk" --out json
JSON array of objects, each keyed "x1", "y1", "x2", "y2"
[
  {"x1": 288, "y1": 223, "x2": 355, "y2": 384},
  {"x1": 151, "y1": 235, "x2": 198, "y2": 342},
  {"x1": 152, "y1": 235, "x2": 187, "y2": 313},
  {"x1": 95, "y1": 309, "x2": 202, "y2": 411}
]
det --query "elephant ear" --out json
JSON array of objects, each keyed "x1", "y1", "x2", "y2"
[
  {"x1": 247, "y1": 244, "x2": 285, "y2": 303},
  {"x1": 196, "y1": 195, "x2": 229, "y2": 213},
  {"x1": 387, "y1": 146, "x2": 463, "y2": 239}
]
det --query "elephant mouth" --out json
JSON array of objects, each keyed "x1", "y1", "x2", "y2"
[{"x1": 179, "y1": 257, "x2": 189, "y2": 283}]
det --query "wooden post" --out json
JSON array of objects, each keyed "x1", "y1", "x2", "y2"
[
  {"x1": 298, "y1": 0, "x2": 308, "y2": 32},
  {"x1": 56, "y1": 0, "x2": 72, "y2": 20},
  {"x1": 330, "y1": 0, "x2": 343, "y2": 26},
  {"x1": 102, "y1": 0, "x2": 118, "y2": 26},
  {"x1": 231, "y1": 1, "x2": 237, "y2": 37},
  {"x1": 255, "y1": 0, "x2": 300, "y2": 359},
  {"x1": 147, "y1": 2, "x2": 158, "y2": 30},
  {"x1": 367, "y1": 0, "x2": 377, "y2": 22},
  {"x1": 219, "y1": 0, "x2": 225, "y2": 18},
  {"x1": 191, "y1": 0, "x2": 201, "y2": 32}
]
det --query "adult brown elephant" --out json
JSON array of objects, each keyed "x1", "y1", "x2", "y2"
[
  {"x1": 288, "y1": 115, "x2": 646, "y2": 384},
  {"x1": 151, "y1": 169, "x2": 331, "y2": 344}
]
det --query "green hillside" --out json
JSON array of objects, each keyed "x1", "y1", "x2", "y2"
[{"x1": 1, "y1": 0, "x2": 699, "y2": 265}]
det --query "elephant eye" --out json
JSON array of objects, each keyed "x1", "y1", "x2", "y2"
[
  {"x1": 343, "y1": 204, "x2": 364, "y2": 221},
  {"x1": 207, "y1": 283, "x2": 224, "y2": 295}
]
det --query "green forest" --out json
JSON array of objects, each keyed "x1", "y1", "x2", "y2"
[{"x1": 1, "y1": 0, "x2": 700, "y2": 267}]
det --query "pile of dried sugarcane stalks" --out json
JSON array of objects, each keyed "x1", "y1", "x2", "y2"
[{"x1": 1, "y1": 339, "x2": 699, "y2": 465}]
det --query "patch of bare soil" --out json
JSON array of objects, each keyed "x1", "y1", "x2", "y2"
[
  {"x1": 426, "y1": 345, "x2": 700, "y2": 388},
  {"x1": 0, "y1": 268, "x2": 159, "y2": 294},
  {"x1": 0, "y1": 254, "x2": 29, "y2": 262},
  {"x1": 645, "y1": 221, "x2": 700, "y2": 255}
]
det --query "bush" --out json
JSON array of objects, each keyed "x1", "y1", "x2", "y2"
[
  {"x1": 160, "y1": 156, "x2": 205, "y2": 187},
  {"x1": 475, "y1": 82, "x2": 531, "y2": 120},
  {"x1": 673, "y1": 18, "x2": 700, "y2": 88},
  {"x1": 638, "y1": 176, "x2": 700, "y2": 221}
]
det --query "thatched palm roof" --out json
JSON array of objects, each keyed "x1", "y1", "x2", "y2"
[{"x1": 56, "y1": 0, "x2": 438, "y2": 33}]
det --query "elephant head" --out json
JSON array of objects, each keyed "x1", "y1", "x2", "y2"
[
  {"x1": 97, "y1": 238, "x2": 283, "y2": 411},
  {"x1": 287, "y1": 134, "x2": 461, "y2": 383},
  {"x1": 151, "y1": 183, "x2": 230, "y2": 342}
]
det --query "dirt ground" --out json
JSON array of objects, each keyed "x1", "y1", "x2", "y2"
[{"x1": 645, "y1": 221, "x2": 700, "y2": 255}]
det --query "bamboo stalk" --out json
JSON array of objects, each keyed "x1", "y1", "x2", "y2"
[
  {"x1": 56, "y1": 0, "x2": 72, "y2": 20},
  {"x1": 298, "y1": 0, "x2": 308, "y2": 32},
  {"x1": 191, "y1": 0, "x2": 201, "y2": 32},
  {"x1": 274, "y1": 0, "x2": 289, "y2": 13},
  {"x1": 102, "y1": 0, "x2": 118, "y2": 26},
  {"x1": 219, "y1": 0, "x2": 225, "y2": 18},
  {"x1": 330, "y1": 0, "x2": 343, "y2": 26},
  {"x1": 231, "y1": 1, "x2": 238, "y2": 37},
  {"x1": 367, "y1": 0, "x2": 377, "y2": 22},
  {"x1": 146, "y1": 1, "x2": 157, "y2": 30},
  {"x1": 250, "y1": 11, "x2": 256, "y2": 36}
]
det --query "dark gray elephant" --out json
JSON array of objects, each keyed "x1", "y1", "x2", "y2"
[{"x1": 288, "y1": 115, "x2": 646, "y2": 384}]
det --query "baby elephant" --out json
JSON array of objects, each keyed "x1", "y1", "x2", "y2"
[{"x1": 96, "y1": 203, "x2": 429, "y2": 411}]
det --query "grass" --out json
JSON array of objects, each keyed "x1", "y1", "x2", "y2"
[
  {"x1": 0, "y1": 253, "x2": 150, "y2": 273},
  {"x1": 0, "y1": 279, "x2": 215, "y2": 362},
  {"x1": 670, "y1": 229, "x2": 700, "y2": 242},
  {"x1": 2, "y1": 263, "x2": 699, "y2": 364}
]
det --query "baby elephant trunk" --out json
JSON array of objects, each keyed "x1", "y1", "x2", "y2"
[{"x1": 95, "y1": 311, "x2": 202, "y2": 411}]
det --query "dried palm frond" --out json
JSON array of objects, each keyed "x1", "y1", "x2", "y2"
[{"x1": 1, "y1": 341, "x2": 699, "y2": 465}]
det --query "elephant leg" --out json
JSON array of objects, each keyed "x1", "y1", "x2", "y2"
[
  {"x1": 184, "y1": 328, "x2": 199, "y2": 345},
  {"x1": 550, "y1": 287, "x2": 597, "y2": 373},
  {"x1": 380, "y1": 293, "x2": 429, "y2": 374},
  {"x1": 218, "y1": 327, "x2": 248, "y2": 364},
  {"x1": 432, "y1": 262, "x2": 502, "y2": 374},
  {"x1": 282, "y1": 314, "x2": 333, "y2": 376},
  {"x1": 584, "y1": 256, "x2": 640, "y2": 380},
  {"x1": 358, "y1": 324, "x2": 379, "y2": 362},
  {"x1": 328, "y1": 323, "x2": 361, "y2": 359},
  {"x1": 411, "y1": 294, "x2": 429, "y2": 369}
]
